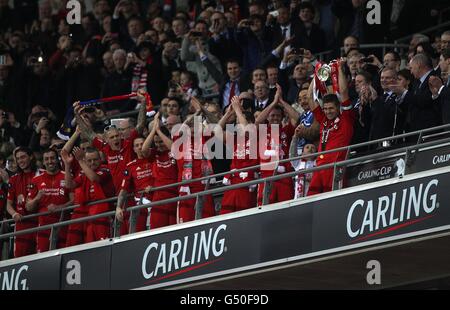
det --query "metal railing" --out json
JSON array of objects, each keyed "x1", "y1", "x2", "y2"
[
  {"x1": 2, "y1": 122, "x2": 449, "y2": 229},
  {"x1": 1, "y1": 122, "x2": 450, "y2": 259},
  {"x1": 394, "y1": 20, "x2": 450, "y2": 44},
  {"x1": 340, "y1": 43, "x2": 410, "y2": 56},
  {"x1": 315, "y1": 43, "x2": 410, "y2": 63}
]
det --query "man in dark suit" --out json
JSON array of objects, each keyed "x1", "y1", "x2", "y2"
[
  {"x1": 407, "y1": 53, "x2": 441, "y2": 132},
  {"x1": 270, "y1": 6, "x2": 295, "y2": 50},
  {"x1": 253, "y1": 80, "x2": 273, "y2": 110},
  {"x1": 292, "y1": 2, "x2": 326, "y2": 53},
  {"x1": 218, "y1": 59, "x2": 250, "y2": 110},
  {"x1": 430, "y1": 48, "x2": 450, "y2": 124},
  {"x1": 369, "y1": 68, "x2": 408, "y2": 143},
  {"x1": 208, "y1": 11, "x2": 241, "y2": 71}
]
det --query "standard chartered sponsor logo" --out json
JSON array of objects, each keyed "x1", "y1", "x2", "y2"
[
  {"x1": 347, "y1": 179, "x2": 439, "y2": 238},
  {"x1": 141, "y1": 224, "x2": 227, "y2": 280}
]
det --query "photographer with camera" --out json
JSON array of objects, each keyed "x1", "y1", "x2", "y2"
[
  {"x1": 180, "y1": 23, "x2": 222, "y2": 99},
  {"x1": 28, "y1": 113, "x2": 53, "y2": 154},
  {"x1": 208, "y1": 11, "x2": 241, "y2": 70},
  {"x1": 48, "y1": 34, "x2": 72, "y2": 73},
  {"x1": 236, "y1": 14, "x2": 272, "y2": 74}
]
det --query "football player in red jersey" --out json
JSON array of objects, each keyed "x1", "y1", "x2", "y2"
[
  {"x1": 26, "y1": 148, "x2": 73, "y2": 253},
  {"x1": 255, "y1": 85, "x2": 299, "y2": 206},
  {"x1": 217, "y1": 96, "x2": 259, "y2": 214},
  {"x1": 307, "y1": 60, "x2": 355, "y2": 195},
  {"x1": 171, "y1": 98, "x2": 218, "y2": 223},
  {"x1": 6, "y1": 147, "x2": 40, "y2": 257},
  {"x1": 74, "y1": 90, "x2": 149, "y2": 193},
  {"x1": 142, "y1": 114, "x2": 179, "y2": 229},
  {"x1": 115, "y1": 137, "x2": 152, "y2": 234},
  {"x1": 62, "y1": 147, "x2": 115, "y2": 243}
]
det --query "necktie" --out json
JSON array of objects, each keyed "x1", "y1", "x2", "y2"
[
  {"x1": 228, "y1": 81, "x2": 236, "y2": 106},
  {"x1": 282, "y1": 27, "x2": 287, "y2": 39}
]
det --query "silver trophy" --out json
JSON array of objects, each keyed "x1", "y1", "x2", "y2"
[{"x1": 317, "y1": 64, "x2": 331, "y2": 82}]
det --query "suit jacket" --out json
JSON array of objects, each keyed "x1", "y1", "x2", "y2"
[
  {"x1": 407, "y1": 71, "x2": 442, "y2": 132},
  {"x1": 236, "y1": 27, "x2": 273, "y2": 74},
  {"x1": 439, "y1": 83, "x2": 450, "y2": 124},
  {"x1": 219, "y1": 77, "x2": 251, "y2": 109},
  {"x1": 271, "y1": 23, "x2": 298, "y2": 49},
  {"x1": 292, "y1": 22, "x2": 326, "y2": 53},
  {"x1": 370, "y1": 92, "x2": 408, "y2": 141},
  {"x1": 208, "y1": 28, "x2": 242, "y2": 70}
]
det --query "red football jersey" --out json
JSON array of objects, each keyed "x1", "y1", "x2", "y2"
[
  {"x1": 73, "y1": 166, "x2": 115, "y2": 215},
  {"x1": 174, "y1": 135, "x2": 214, "y2": 188},
  {"x1": 7, "y1": 171, "x2": 40, "y2": 216},
  {"x1": 93, "y1": 129, "x2": 138, "y2": 192},
  {"x1": 147, "y1": 149, "x2": 178, "y2": 187},
  {"x1": 259, "y1": 123, "x2": 295, "y2": 178},
  {"x1": 313, "y1": 100, "x2": 355, "y2": 166},
  {"x1": 27, "y1": 171, "x2": 71, "y2": 213},
  {"x1": 229, "y1": 133, "x2": 259, "y2": 184},
  {"x1": 121, "y1": 158, "x2": 154, "y2": 195}
]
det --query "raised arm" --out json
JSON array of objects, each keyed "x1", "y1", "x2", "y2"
[
  {"x1": 141, "y1": 112, "x2": 159, "y2": 158},
  {"x1": 135, "y1": 89, "x2": 148, "y2": 135},
  {"x1": 218, "y1": 105, "x2": 235, "y2": 129},
  {"x1": 191, "y1": 97, "x2": 220, "y2": 124},
  {"x1": 73, "y1": 147, "x2": 100, "y2": 183},
  {"x1": 338, "y1": 59, "x2": 350, "y2": 102},
  {"x1": 73, "y1": 101, "x2": 96, "y2": 142},
  {"x1": 180, "y1": 33, "x2": 196, "y2": 62},
  {"x1": 61, "y1": 149, "x2": 76, "y2": 190},
  {"x1": 277, "y1": 84, "x2": 300, "y2": 126},
  {"x1": 156, "y1": 117, "x2": 173, "y2": 150},
  {"x1": 255, "y1": 88, "x2": 281, "y2": 125},
  {"x1": 307, "y1": 81, "x2": 319, "y2": 111},
  {"x1": 231, "y1": 96, "x2": 248, "y2": 127},
  {"x1": 62, "y1": 126, "x2": 81, "y2": 154}
]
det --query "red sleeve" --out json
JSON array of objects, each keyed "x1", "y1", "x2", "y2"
[
  {"x1": 283, "y1": 123, "x2": 295, "y2": 138},
  {"x1": 93, "y1": 137, "x2": 105, "y2": 151},
  {"x1": 73, "y1": 175, "x2": 83, "y2": 188},
  {"x1": 127, "y1": 129, "x2": 139, "y2": 143},
  {"x1": 312, "y1": 106, "x2": 325, "y2": 124}
]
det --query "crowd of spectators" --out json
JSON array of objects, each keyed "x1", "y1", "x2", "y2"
[{"x1": 1, "y1": 0, "x2": 450, "y2": 259}]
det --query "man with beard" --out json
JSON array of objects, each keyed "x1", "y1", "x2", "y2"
[{"x1": 26, "y1": 148, "x2": 73, "y2": 252}]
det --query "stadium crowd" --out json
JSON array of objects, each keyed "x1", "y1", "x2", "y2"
[{"x1": 0, "y1": 0, "x2": 450, "y2": 259}]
